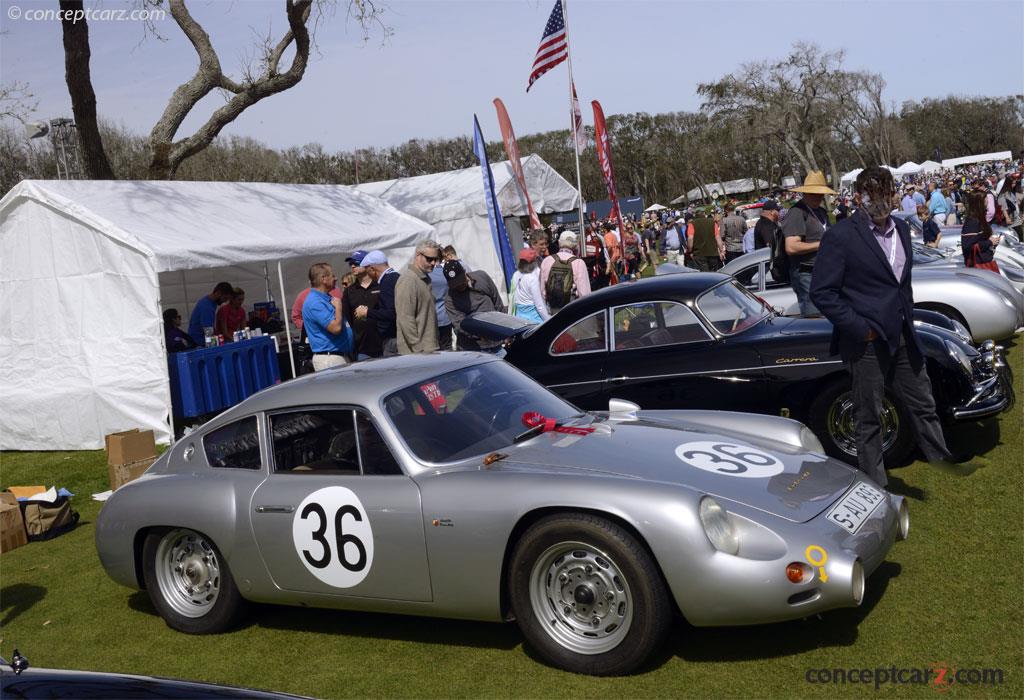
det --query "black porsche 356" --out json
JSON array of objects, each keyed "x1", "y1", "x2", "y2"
[{"x1": 464, "y1": 274, "x2": 1013, "y2": 466}]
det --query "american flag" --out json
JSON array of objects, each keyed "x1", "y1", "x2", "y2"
[{"x1": 527, "y1": 0, "x2": 568, "y2": 91}]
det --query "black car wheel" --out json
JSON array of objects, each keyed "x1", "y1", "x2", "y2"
[
  {"x1": 508, "y1": 513, "x2": 671, "y2": 676},
  {"x1": 808, "y1": 380, "x2": 914, "y2": 467},
  {"x1": 142, "y1": 528, "x2": 245, "y2": 634}
]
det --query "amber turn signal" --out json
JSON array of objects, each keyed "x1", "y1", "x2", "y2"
[{"x1": 786, "y1": 562, "x2": 812, "y2": 584}]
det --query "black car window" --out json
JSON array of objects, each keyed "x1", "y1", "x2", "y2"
[
  {"x1": 270, "y1": 409, "x2": 360, "y2": 475},
  {"x1": 612, "y1": 302, "x2": 708, "y2": 350},
  {"x1": 550, "y1": 311, "x2": 607, "y2": 355},
  {"x1": 204, "y1": 417, "x2": 261, "y2": 470},
  {"x1": 763, "y1": 264, "x2": 789, "y2": 290},
  {"x1": 731, "y1": 264, "x2": 762, "y2": 289},
  {"x1": 356, "y1": 411, "x2": 404, "y2": 476},
  {"x1": 695, "y1": 281, "x2": 769, "y2": 336}
]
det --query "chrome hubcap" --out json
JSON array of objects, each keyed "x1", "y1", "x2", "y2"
[
  {"x1": 529, "y1": 542, "x2": 632, "y2": 655},
  {"x1": 155, "y1": 529, "x2": 221, "y2": 618},
  {"x1": 827, "y1": 393, "x2": 900, "y2": 458}
]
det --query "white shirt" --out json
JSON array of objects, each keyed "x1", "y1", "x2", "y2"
[{"x1": 510, "y1": 269, "x2": 551, "y2": 320}]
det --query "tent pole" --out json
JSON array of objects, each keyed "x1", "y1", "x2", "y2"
[
  {"x1": 263, "y1": 262, "x2": 272, "y2": 302},
  {"x1": 277, "y1": 261, "x2": 296, "y2": 380},
  {"x1": 156, "y1": 283, "x2": 176, "y2": 444}
]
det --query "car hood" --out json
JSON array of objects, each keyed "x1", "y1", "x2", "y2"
[
  {"x1": 492, "y1": 414, "x2": 856, "y2": 523},
  {"x1": 460, "y1": 311, "x2": 538, "y2": 341}
]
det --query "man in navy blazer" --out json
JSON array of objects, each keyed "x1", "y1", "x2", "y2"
[{"x1": 810, "y1": 167, "x2": 959, "y2": 487}]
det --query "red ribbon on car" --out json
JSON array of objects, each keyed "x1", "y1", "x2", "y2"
[{"x1": 521, "y1": 412, "x2": 595, "y2": 436}]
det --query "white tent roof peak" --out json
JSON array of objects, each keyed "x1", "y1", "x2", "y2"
[{"x1": 0, "y1": 179, "x2": 434, "y2": 273}]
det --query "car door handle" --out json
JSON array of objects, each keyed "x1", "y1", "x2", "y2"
[
  {"x1": 608, "y1": 376, "x2": 628, "y2": 384},
  {"x1": 255, "y1": 505, "x2": 295, "y2": 514}
]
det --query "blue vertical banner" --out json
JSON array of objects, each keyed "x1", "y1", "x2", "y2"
[{"x1": 473, "y1": 115, "x2": 516, "y2": 288}]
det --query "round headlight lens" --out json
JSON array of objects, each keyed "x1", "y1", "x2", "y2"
[
  {"x1": 698, "y1": 496, "x2": 739, "y2": 555},
  {"x1": 944, "y1": 339, "x2": 973, "y2": 376}
]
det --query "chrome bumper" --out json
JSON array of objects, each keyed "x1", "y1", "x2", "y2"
[{"x1": 950, "y1": 345, "x2": 1015, "y2": 421}]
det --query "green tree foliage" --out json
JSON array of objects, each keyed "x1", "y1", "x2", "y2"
[{"x1": 899, "y1": 96, "x2": 1024, "y2": 162}]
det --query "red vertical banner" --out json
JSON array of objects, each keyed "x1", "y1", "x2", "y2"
[
  {"x1": 493, "y1": 98, "x2": 542, "y2": 231},
  {"x1": 591, "y1": 100, "x2": 625, "y2": 234}
]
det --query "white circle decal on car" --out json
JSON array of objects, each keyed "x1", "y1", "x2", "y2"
[
  {"x1": 293, "y1": 486, "x2": 374, "y2": 588},
  {"x1": 675, "y1": 441, "x2": 784, "y2": 478}
]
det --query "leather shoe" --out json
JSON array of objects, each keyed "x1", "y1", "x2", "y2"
[{"x1": 930, "y1": 459, "x2": 983, "y2": 477}]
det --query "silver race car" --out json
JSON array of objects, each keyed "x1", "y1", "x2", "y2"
[{"x1": 96, "y1": 354, "x2": 908, "y2": 676}]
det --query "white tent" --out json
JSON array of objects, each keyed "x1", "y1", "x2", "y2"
[
  {"x1": 0, "y1": 180, "x2": 434, "y2": 450},
  {"x1": 355, "y1": 154, "x2": 579, "y2": 297},
  {"x1": 895, "y1": 161, "x2": 921, "y2": 176},
  {"x1": 941, "y1": 151, "x2": 1012, "y2": 169},
  {"x1": 673, "y1": 178, "x2": 769, "y2": 204},
  {"x1": 644, "y1": 203, "x2": 667, "y2": 212},
  {"x1": 840, "y1": 168, "x2": 863, "y2": 185},
  {"x1": 919, "y1": 160, "x2": 943, "y2": 174}
]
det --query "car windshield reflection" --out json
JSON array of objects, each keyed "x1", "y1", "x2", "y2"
[
  {"x1": 383, "y1": 361, "x2": 579, "y2": 463},
  {"x1": 695, "y1": 281, "x2": 770, "y2": 335}
]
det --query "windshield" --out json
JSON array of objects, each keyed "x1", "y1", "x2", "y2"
[
  {"x1": 383, "y1": 361, "x2": 579, "y2": 463},
  {"x1": 695, "y1": 280, "x2": 769, "y2": 335}
]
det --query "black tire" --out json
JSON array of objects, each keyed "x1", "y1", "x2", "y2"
[
  {"x1": 142, "y1": 528, "x2": 246, "y2": 634},
  {"x1": 807, "y1": 379, "x2": 914, "y2": 468},
  {"x1": 508, "y1": 513, "x2": 671, "y2": 676}
]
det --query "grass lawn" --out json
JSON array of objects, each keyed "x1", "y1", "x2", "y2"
[{"x1": 1, "y1": 343, "x2": 1021, "y2": 699}]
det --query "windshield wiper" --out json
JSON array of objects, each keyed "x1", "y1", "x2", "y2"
[{"x1": 513, "y1": 424, "x2": 546, "y2": 443}]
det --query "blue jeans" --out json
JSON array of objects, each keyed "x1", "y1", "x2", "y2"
[{"x1": 790, "y1": 265, "x2": 819, "y2": 317}]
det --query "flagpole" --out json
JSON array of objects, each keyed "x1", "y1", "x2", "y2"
[{"x1": 561, "y1": 0, "x2": 586, "y2": 254}]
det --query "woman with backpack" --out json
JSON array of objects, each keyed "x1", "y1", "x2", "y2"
[
  {"x1": 961, "y1": 191, "x2": 1001, "y2": 274},
  {"x1": 509, "y1": 248, "x2": 551, "y2": 324}
]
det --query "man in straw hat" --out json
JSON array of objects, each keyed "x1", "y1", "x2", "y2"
[
  {"x1": 811, "y1": 166, "x2": 977, "y2": 487},
  {"x1": 782, "y1": 171, "x2": 835, "y2": 316}
]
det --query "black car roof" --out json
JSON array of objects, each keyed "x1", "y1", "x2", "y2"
[{"x1": 568, "y1": 272, "x2": 730, "y2": 314}]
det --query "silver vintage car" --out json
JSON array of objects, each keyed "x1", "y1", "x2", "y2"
[
  {"x1": 719, "y1": 247, "x2": 1024, "y2": 341},
  {"x1": 96, "y1": 353, "x2": 908, "y2": 676}
]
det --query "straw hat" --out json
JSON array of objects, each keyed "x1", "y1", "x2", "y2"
[{"x1": 790, "y1": 171, "x2": 837, "y2": 195}]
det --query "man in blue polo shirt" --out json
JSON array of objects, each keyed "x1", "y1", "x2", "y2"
[
  {"x1": 187, "y1": 281, "x2": 234, "y2": 344},
  {"x1": 301, "y1": 262, "x2": 353, "y2": 371}
]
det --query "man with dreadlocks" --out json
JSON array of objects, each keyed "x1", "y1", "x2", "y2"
[{"x1": 810, "y1": 166, "x2": 975, "y2": 487}]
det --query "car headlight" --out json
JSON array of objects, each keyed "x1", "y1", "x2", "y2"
[
  {"x1": 698, "y1": 496, "x2": 739, "y2": 555},
  {"x1": 951, "y1": 319, "x2": 972, "y2": 344},
  {"x1": 799, "y1": 425, "x2": 824, "y2": 453},
  {"x1": 944, "y1": 339, "x2": 973, "y2": 376}
]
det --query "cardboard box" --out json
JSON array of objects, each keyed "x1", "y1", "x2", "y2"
[
  {"x1": 1, "y1": 492, "x2": 28, "y2": 554},
  {"x1": 109, "y1": 456, "x2": 157, "y2": 491},
  {"x1": 105, "y1": 429, "x2": 157, "y2": 467}
]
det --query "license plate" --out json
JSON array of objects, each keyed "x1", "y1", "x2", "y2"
[{"x1": 826, "y1": 482, "x2": 886, "y2": 534}]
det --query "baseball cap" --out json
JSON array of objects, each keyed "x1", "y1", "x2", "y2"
[
  {"x1": 761, "y1": 200, "x2": 780, "y2": 211},
  {"x1": 442, "y1": 259, "x2": 466, "y2": 284},
  {"x1": 345, "y1": 250, "x2": 369, "y2": 266},
  {"x1": 559, "y1": 231, "x2": 578, "y2": 248},
  {"x1": 360, "y1": 250, "x2": 388, "y2": 266},
  {"x1": 518, "y1": 247, "x2": 538, "y2": 263}
]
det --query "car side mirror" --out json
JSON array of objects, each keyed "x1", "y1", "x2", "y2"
[{"x1": 608, "y1": 398, "x2": 640, "y2": 418}]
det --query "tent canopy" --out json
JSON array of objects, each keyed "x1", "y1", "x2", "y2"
[
  {"x1": 644, "y1": 203, "x2": 667, "y2": 212},
  {"x1": 0, "y1": 179, "x2": 434, "y2": 450},
  {"x1": 895, "y1": 161, "x2": 921, "y2": 175},
  {"x1": 673, "y1": 178, "x2": 769, "y2": 204},
  {"x1": 919, "y1": 160, "x2": 943, "y2": 173},
  {"x1": 941, "y1": 151, "x2": 1012, "y2": 169},
  {"x1": 355, "y1": 154, "x2": 579, "y2": 295}
]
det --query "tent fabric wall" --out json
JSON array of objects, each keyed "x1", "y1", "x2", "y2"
[
  {"x1": 0, "y1": 180, "x2": 433, "y2": 451},
  {"x1": 941, "y1": 151, "x2": 1012, "y2": 169},
  {"x1": 354, "y1": 154, "x2": 580, "y2": 299}
]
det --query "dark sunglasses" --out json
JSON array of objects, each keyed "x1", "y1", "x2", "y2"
[{"x1": 420, "y1": 253, "x2": 438, "y2": 263}]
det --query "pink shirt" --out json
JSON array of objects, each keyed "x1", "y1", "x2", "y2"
[
  {"x1": 291, "y1": 286, "x2": 342, "y2": 329},
  {"x1": 540, "y1": 250, "x2": 592, "y2": 302}
]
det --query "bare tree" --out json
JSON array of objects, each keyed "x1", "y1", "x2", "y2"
[{"x1": 59, "y1": 0, "x2": 388, "y2": 180}]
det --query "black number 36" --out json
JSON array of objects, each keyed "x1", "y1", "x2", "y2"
[
  {"x1": 681, "y1": 443, "x2": 777, "y2": 474},
  {"x1": 300, "y1": 503, "x2": 368, "y2": 572}
]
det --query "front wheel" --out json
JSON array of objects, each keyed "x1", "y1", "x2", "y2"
[
  {"x1": 808, "y1": 380, "x2": 914, "y2": 467},
  {"x1": 142, "y1": 528, "x2": 245, "y2": 634},
  {"x1": 508, "y1": 513, "x2": 671, "y2": 676}
]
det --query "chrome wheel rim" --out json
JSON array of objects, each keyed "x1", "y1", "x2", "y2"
[
  {"x1": 827, "y1": 393, "x2": 900, "y2": 458},
  {"x1": 529, "y1": 541, "x2": 633, "y2": 655},
  {"x1": 154, "y1": 529, "x2": 222, "y2": 618}
]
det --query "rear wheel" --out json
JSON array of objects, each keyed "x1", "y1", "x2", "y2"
[
  {"x1": 808, "y1": 380, "x2": 914, "y2": 467},
  {"x1": 508, "y1": 513, "x2": 671, "y2": 676},
  {"x1": 142, "y1": 528, "x2": 245, "y2": 634}
]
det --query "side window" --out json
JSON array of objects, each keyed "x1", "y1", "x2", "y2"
[
  {"x1": 549, "y1": 311, "x2": 607, "y2": 355},
  {"x1": 732, "y1": 264, "x2": 762, "y2": 289},
  {"x1": 356, "y1": 412, "x2": 404, "y2": 476},
  {"x1": 613, "y1": 302, "x2": 707, "y2": 350},
  {"x1": 763, "y1": 263, "x2": 789, "y2": 289},
  {"x1": 204, "y1": 417, "x2": 261, "y2": 470},
  {"x1": 270, "y1": 410, "x2": 359, "y2": 474}
]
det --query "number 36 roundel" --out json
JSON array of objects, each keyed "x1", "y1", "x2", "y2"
[
  {"x1": 675, "y1": 441, "x2": 784, "y2": 479},
  {"x1": 293, "y1": 486, "x2": 374, "y2": 588}
]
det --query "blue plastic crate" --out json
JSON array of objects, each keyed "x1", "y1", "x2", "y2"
[{"x1": 168, "y1": 336, "x2": 281, "y2": 419}]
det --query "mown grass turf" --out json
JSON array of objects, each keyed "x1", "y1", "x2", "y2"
[{"x1": 1, "y1": 344, "x2": 1021, "y2": 698}]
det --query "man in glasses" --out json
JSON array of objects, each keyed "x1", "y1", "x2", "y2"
[{"x1": 395, "y1": 239, "x2": 442, "y2": 354}]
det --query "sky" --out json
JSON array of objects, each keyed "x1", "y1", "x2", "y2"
[{"x1": 1, "y1": 0, "x2": 1022, "y2": 153}]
